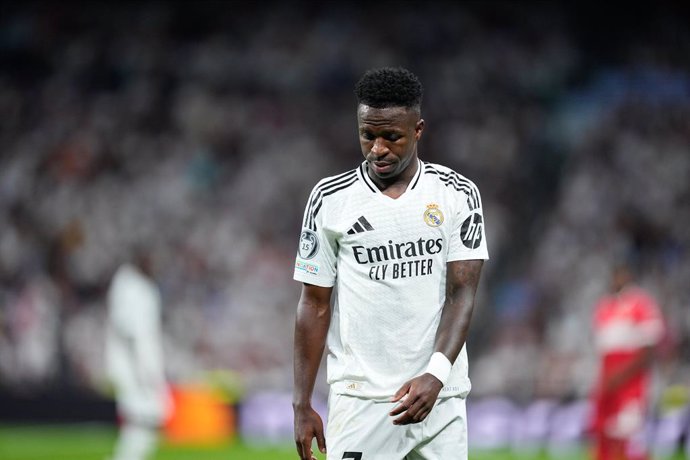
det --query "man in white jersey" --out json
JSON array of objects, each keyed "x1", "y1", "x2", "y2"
[
  {"x1": 293, "y1": 67, "x2": 488, "y2": 460},
  {"x1": 106, "y1": 250, "x2": 172, "y2": 460}
]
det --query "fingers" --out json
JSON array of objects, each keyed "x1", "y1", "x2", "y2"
[
  {"x1": 295, "y1": 438, "x2": 313, "y2": 460},
  {"x1": 394, "y1": 407, "x2": 430, "y2": 424},
  {"x1": 389, "y1": 382, "x2": 438, "y2": 425},
  {"x1": 294, "y1": 408, "x2": 324, "y2": 459},
  {"x1": 392, "y1": 396, "x2": 429, "y2": 425},
  {"x1": 389, "y1": 397, "x2": 410, "y2": 416},
  {"x1": 315, "y1": 424, "x2": 327, "y2": 455},
  {"x1": 400, "y1": 408, "x2": 431, "y2": 425},
  {"x1": 390, "y1": 381, "x2": 411, "y2": 402},
  {"x1": 295, "y1": 428, "x2": 326, "y2": 459}
]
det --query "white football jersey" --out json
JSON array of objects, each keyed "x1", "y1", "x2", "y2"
[
  {"x1": 294, "y1": 159, "x2": 489, "y2": 400},
  {"x1": 106, "y1": 264, "x2": 170, "y2": 422}
]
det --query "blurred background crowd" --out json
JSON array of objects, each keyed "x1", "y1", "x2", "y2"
[{"x1": 0, "y1": 0, "x2": 689, "y2": 440}]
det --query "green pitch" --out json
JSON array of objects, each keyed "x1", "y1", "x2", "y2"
[
  {"x1": 0, "y1": 424, "x2": 549, "y2": 460},
  {"x1": 1, "y1": 424, "x2": 685, "y2": 460}
]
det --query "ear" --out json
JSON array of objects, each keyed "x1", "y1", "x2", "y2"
[{"x1": 415, "y1": 119, "x2": 425, "y2": 140}]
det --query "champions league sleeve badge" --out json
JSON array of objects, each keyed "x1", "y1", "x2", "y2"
[
  {"x1": 298, "y1": 229, "x2": 320, "y2": 259},
  {"x1": 423, "y1": 203, "x2": 444, "y2": 227}
]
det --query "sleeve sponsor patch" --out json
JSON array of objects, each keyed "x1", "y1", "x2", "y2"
[
  {"x1": 460, "y1": 213, "x2": 483, "y2": 249},
  {"x1": 295, "y1": 260, "x2": 319, "y2": 275}
]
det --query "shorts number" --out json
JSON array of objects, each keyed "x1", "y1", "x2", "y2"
[{"x1": 342, "y1": 453, "x2": 362, "y2": 460}]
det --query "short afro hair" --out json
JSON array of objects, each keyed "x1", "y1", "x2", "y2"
[{"x1": 355, "y1": 67, "x2": 423, "y2": 110}]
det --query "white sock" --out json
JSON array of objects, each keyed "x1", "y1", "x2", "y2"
[{"x1": 111, "y1": 424, "x2": 159, "y2": 460}]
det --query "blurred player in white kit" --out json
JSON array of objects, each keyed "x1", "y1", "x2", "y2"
[{"x1": 106, "y1": 250, "x2": 172, "y2": 460}]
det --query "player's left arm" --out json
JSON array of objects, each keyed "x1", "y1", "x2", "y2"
[
  {"x1": 390, "y1": 259, "x2": 484, "y2": 425},
  {"x1": 601, "y1": 345, "x2": 655, "y2": 394}
]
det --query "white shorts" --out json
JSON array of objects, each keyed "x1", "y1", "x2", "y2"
[{"x1": 326, "y1": 391, "x2": 468, "y2": 460}]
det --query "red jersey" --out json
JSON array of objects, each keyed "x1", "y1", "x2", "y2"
[{"x1": 591, "y1": 286, "x2": 663, "y2": 437}]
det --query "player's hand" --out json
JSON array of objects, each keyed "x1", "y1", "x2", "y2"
[
  {"x1": 389, "y1": 373, "x2": 443, "y2": 425},
  {"x1": 293, "y1": 405, "x2": 326, "y2": 460}
]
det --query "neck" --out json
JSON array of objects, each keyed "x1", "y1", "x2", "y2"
[{"x1": 368, "y1": 156, "x2": 419, "y2": 197}]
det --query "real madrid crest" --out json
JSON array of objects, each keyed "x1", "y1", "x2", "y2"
[{"x1": 423, "y1": 203, "x2": 444, "y2": 227}]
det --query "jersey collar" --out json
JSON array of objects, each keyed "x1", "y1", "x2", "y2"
[{"x1": 358, "y1": 159, "x2": 424, "y2": 197}]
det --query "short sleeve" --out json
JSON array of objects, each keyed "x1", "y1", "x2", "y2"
[
  {"x1": 293, "y1": 184, "x2": 338, "y2": 287},
  {"x1": 632, "y1": 291, "x2": 664, "y2": 346},
  {"x1": 447, "y1": 181, "x2": 489, "y2": 261}
]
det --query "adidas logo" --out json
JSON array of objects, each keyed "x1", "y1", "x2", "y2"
[{"x1": 347, "y1": 216, "x2": 374, "y2": 235}]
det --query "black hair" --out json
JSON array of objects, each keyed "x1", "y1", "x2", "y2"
[{"x1": 355, "y1": 67, "x2": 423, "y2": 110}]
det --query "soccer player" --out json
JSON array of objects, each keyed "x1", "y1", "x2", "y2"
[
  {"x1": 292, "y1": 67, "x2": 488, "y2": 460},
  {"x1": 106, "y1": 250, "x2": 172, "y2": 460},
  {"x1": 590, "y1": 263, "x2": 664, "y2": 460}
]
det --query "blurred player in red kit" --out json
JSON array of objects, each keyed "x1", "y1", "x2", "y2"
[{"x1": 590, "y1": 263, "x2": 664, "y2": 460}]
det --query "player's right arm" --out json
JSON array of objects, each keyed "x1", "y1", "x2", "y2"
[{"x1": 293, "y1": 283, "x2": 332, "y2": 460}]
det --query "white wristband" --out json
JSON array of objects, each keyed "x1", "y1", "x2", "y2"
[{"x1": 425, "y1": 352, "x2": 452, "y2": 385}]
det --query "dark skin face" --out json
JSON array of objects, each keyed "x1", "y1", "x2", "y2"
[
  {"x1": 135, "y1": 252, "x2": 155, "y2": 278},
  {"x1": 357, "y1": 104, "x2": 424, "y2": 196},
  {"x1": 611, "y1": 265, "x2": 633, "y2": 293}
]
